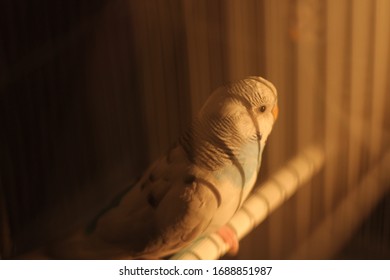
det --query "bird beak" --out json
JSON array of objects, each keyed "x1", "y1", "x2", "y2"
[{"x1": 272, "y1": 104, "x2": 279, "y2": 121}]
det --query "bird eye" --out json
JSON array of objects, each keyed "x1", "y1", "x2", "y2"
[{"x1": 259, "y1": 105, "x2": 267, "y2": 113}]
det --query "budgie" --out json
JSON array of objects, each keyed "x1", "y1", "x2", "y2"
[{"x1": 48, "y1": 76, "x2": 278, "y2": 259}]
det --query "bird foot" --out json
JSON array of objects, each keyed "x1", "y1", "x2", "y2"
[{"x1": 217, "y1": 225, "x2": 239, "y2": 256}]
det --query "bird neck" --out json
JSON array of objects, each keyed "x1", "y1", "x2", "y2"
[{"x1": 179, "y1": 117, "x2": 259, "y2": 171}]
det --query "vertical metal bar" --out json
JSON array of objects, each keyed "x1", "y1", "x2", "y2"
[
  {"x1": 347, "y1": 0, "x2": 374, "y2": 188},
  {"x1": 324, "y1": 0, "x2": 350, "y2": 215},
  {"x1": 370, "y1": 0, "x2": 390, "y2": 164},
  {"x1": 323, "y1": 0, "x2": 352, "y2": 258},
  {"x1": 263, "y1": 0, "x2": 296, "y2": 259},
  {"x1": 182, "y1": 0, "x2": 214, "y2": 115},
  {"x1": 223, "y1": 0, "x2": 264, "y2": 80},
  {"x1": 294, "y1": 0, "x2": 324, "y2": 255}
]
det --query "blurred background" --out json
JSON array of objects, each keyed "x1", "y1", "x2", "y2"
[{"x1": 1, "y1": 0, "x2": 389, "y2": 259}]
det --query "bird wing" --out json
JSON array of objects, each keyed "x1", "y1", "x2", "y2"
[{"x1": 89, "y1": 143, "x2": 222, "y2": 259}]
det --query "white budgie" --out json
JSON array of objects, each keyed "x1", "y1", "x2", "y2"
[{"x1": 48, "y1": 76, "x2": 278, "y2": 259}]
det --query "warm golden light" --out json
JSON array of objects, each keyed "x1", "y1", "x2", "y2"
[{"x1": 1, "y1": 0, "x2": 389, "y2": 260}]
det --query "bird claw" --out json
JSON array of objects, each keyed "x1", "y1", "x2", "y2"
[{"x1": 217, "y1": 226, "x2": 239, "y2": 256}]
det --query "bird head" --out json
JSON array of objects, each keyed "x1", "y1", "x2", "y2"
[{"x1": 198, "y1": 76, "x2": 278, "y2": 146}]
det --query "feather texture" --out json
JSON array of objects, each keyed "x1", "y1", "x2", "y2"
[{"x1": 47, "y1": 76, "x2": 278, "y2": 259}]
